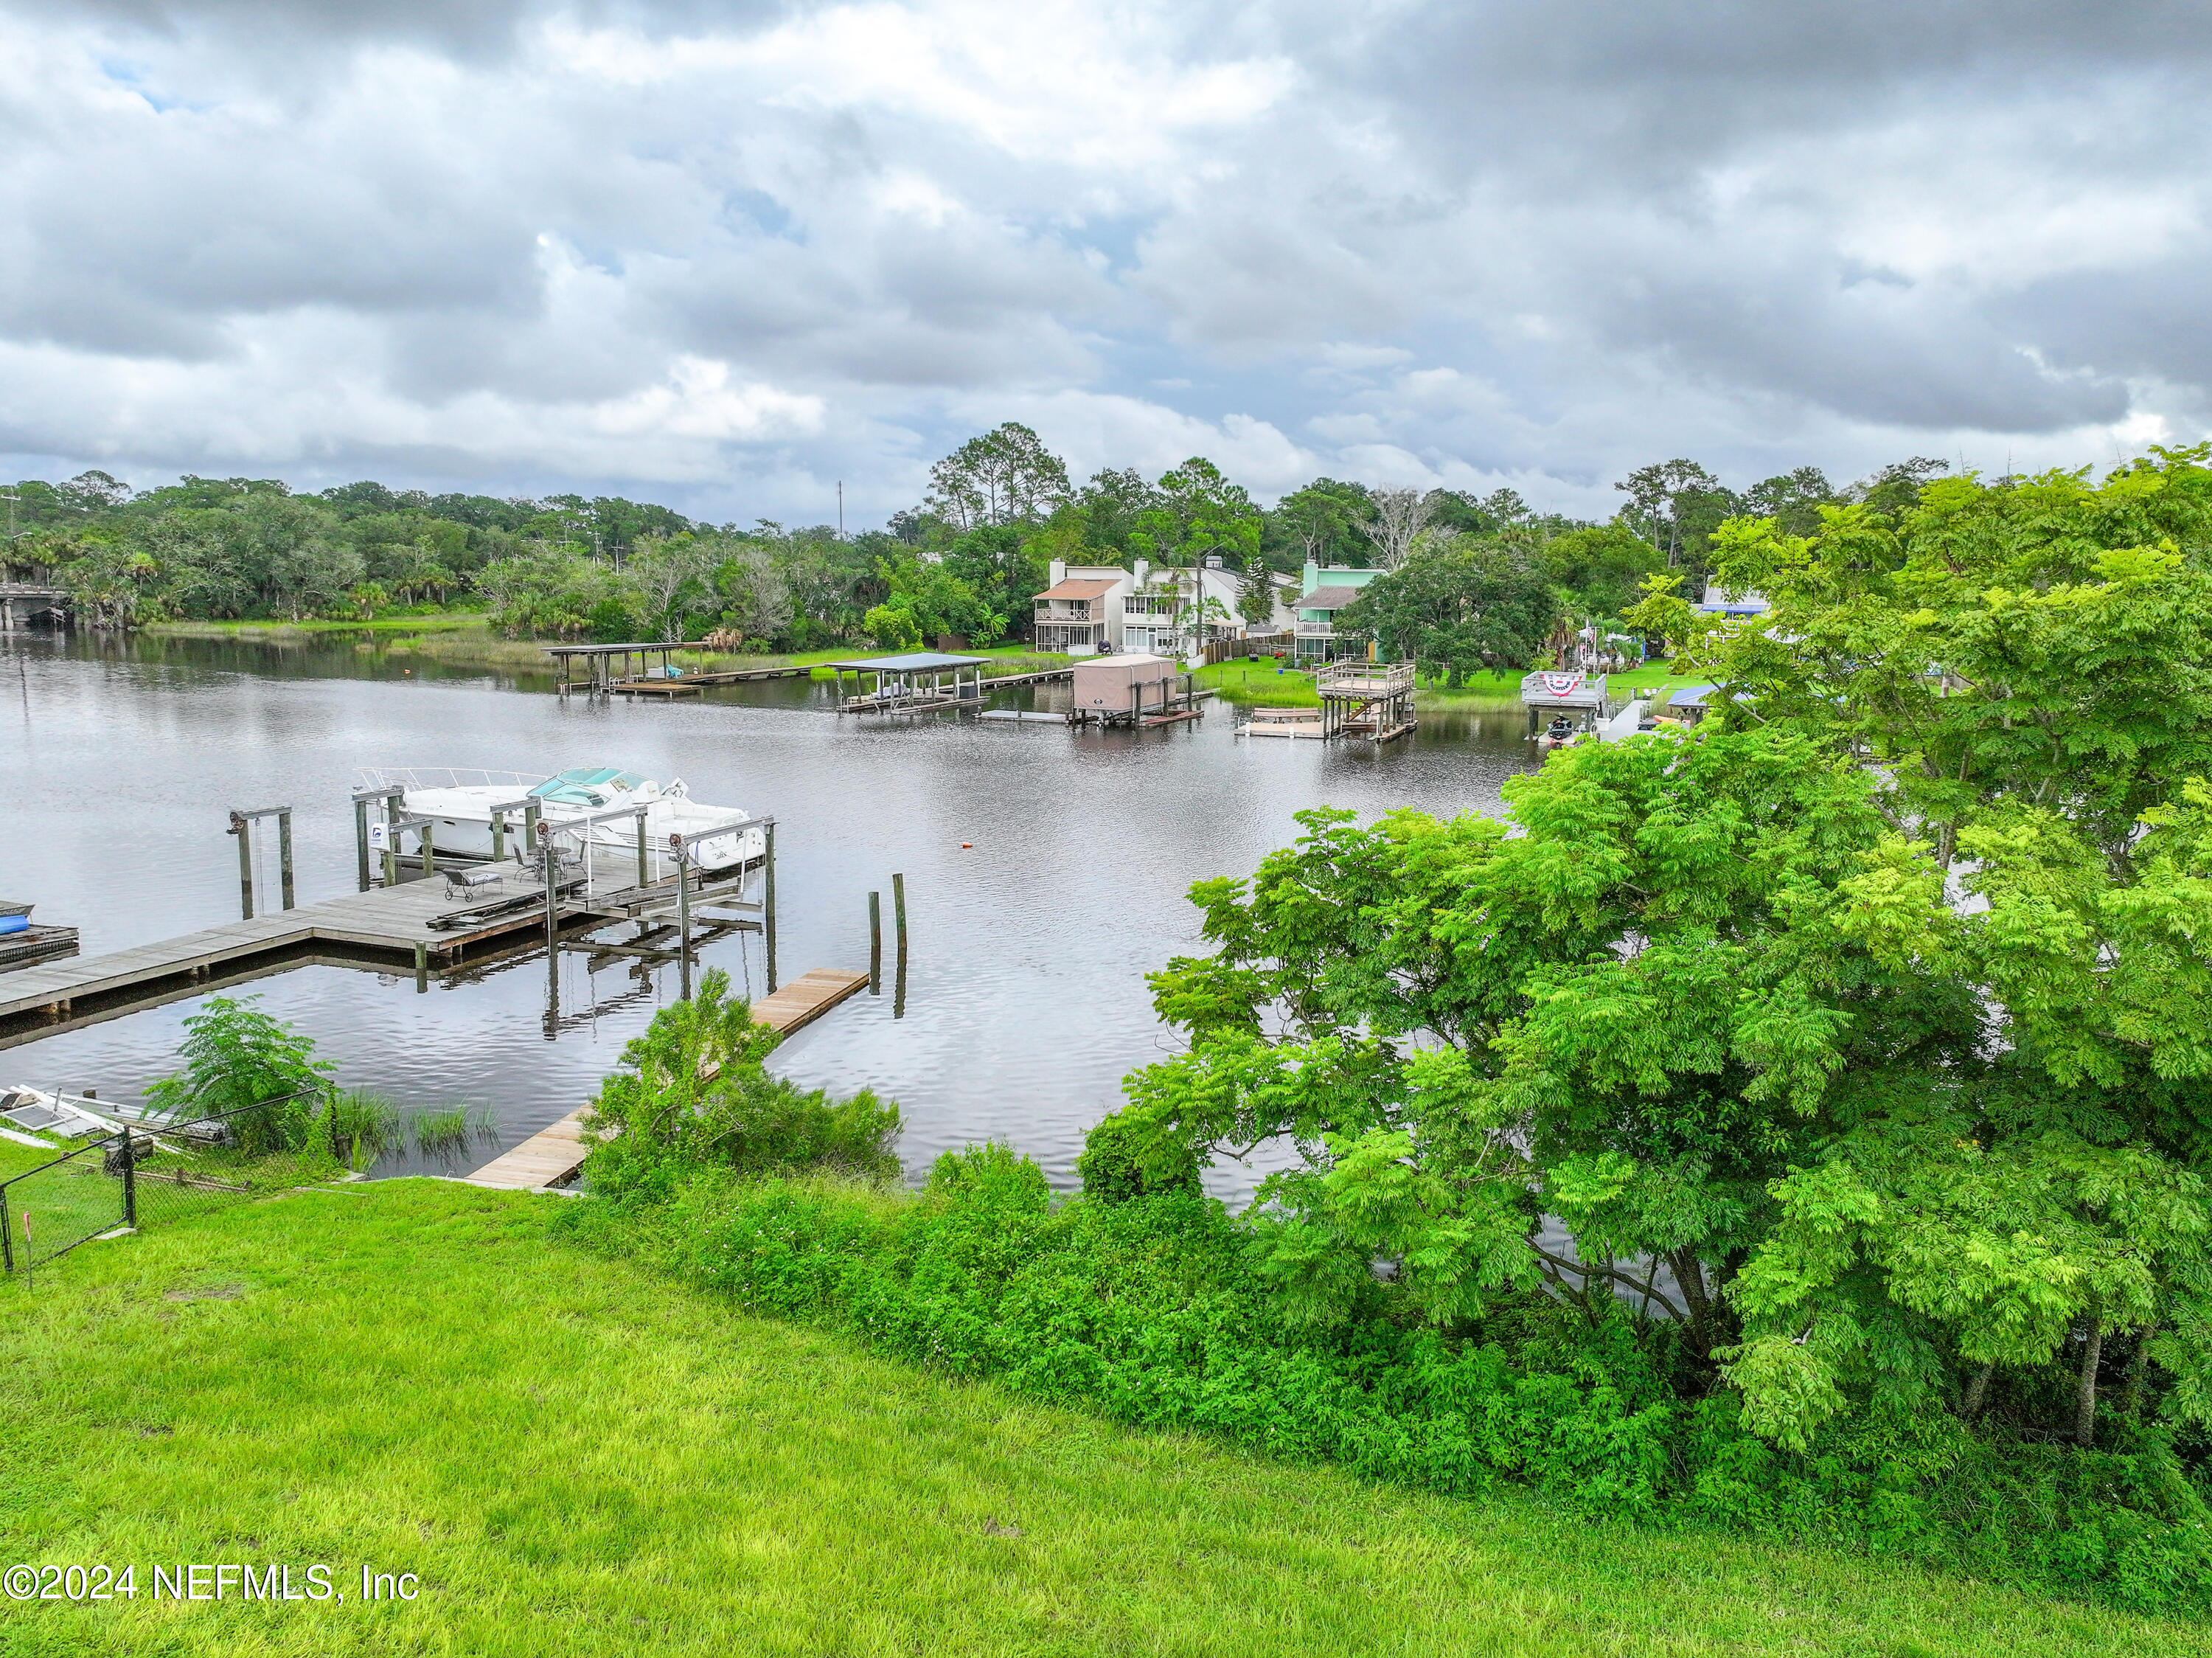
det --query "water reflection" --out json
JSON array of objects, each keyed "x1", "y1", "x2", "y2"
[{"x1": 1, "y1": 631, "x2": 1537, "y2": 1199}]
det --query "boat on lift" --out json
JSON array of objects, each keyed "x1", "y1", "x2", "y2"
[{"x1": 355, "y1": 766, "x2": 767, "y2": 872}]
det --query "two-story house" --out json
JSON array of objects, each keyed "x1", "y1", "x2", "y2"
[
  {"x1": 1293, "y1": 561, "x2": 1385, "y2": 662},
  {"x1": 1032, "y1": 561, "x2": 1134, "y2": 656}
]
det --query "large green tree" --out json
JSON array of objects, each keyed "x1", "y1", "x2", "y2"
[
  {"x1": 1627, "y1": 448, "x2": 2212, "y2": 1445},
  {"x1": 1332, "y1": 535, "x2": 1559, "y2": 682}
]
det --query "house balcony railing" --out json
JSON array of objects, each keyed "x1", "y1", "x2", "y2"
[
  {"x1": 1294, "y1": 621, "x2": 1338, "y2": 637},
  {"x1": 1123, "y1": 596, "x2": 1180, "y2": 617},
  {"x1": 1036, "y1": 602, "x2": 1093, "y2": 620}
]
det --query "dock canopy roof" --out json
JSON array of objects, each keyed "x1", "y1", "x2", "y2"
[
  {"x1": 825, "y1": 652, "x2": 988, "y2": 672},
  {"x1": 540, "y1": 641, "x2": 688, "y2": 655},
  {"x1": 1298, "y1": 585, "x2": 1366, "y2": 611}
]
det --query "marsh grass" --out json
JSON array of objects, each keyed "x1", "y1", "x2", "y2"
[
  {"x1": 409, "y1": 1102, "x2": 500, "y2": 1162},
  {"x1": 2, "y1": 1182, "x2": 2203, "y2": 1656}
]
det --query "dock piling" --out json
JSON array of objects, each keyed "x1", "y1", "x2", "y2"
[
  {"x1": 764, "y1": 821, "x2": 778, "y2": 994},
  {"x1": 676, "y1": 849, "x2": 693, "y2": 1001},
  {"x1": 892, "y1": 872, "x2": 908, "y2": 1019},
  {"x1": 228, "y1": 803, "x2": 296, "y2": 919},
  {"x1": 414, "y1": 941, "x2": 428, "y2": 991},
  {"x1": 354, "y1": 798, "x2": 372, "y2": 892},
  {"x1": 231, "y1": 811, "x2": 254, "y2": 920},
  {"x1": 868, "y1": 891, "x2": 882, "y2": 994}
]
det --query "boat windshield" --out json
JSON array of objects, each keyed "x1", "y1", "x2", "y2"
[{"x1": 528, "y1": 767, "x2": 648, "y2": 806}]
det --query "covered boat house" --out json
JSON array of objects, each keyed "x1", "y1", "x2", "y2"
[{"x1": 827, "y1": 652, "x2": 989, "y2": 717}]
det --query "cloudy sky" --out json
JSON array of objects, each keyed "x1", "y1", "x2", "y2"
[{"x1": 1, "y1": 1, "x2": 2205, "y2": 524}]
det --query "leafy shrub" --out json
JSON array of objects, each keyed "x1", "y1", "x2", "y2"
[
  {"x1": 579, "y1": 968, "x2": 902, "y2": 1204},
  {"x1": 571, "y1": 1140, "x2": 2212, "y2": 1614},
  {"x1": 1077, "y1": 1108, "x2": 1201, "y2": 1202},
  {"x1": 144, "y1": 994, "x2": 334, "y2": 1154}
]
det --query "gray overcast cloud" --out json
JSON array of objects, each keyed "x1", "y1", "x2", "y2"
[{"x1": 0, "y1": 0, "x2": 2205, "y2": 522}]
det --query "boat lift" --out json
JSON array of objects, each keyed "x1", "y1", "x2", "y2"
[{"x1": 532, "y1": 804, "x2": 777, "y2": 999}]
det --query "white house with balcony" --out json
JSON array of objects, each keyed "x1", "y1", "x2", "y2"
[
  {"x1": 1119, "y1": 556, "x2": 1295, "y2": 661},
  {"x1": 1032, "y1": 562, "x2": 1134, "y2": 656},
  {"x1": 1293, "y1": 561, "x2": 1385, "y2": 662}
]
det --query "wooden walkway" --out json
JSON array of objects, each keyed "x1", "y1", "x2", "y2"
[
  {"x1": 607, "y1": 662, "x2": 1071, "y2": 705},
  {"x1": 0, "y1": 875, "x2": 568, "y2": 1040},
  {"x1": 465, "y1": 968, "x2": 869, "y2": 1191}
]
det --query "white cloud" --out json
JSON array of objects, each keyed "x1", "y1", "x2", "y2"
[{"x1": 0, "y1": 0, "x2": 2207, "y2": 521}]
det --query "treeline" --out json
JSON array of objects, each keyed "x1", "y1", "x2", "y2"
[{"x1": 0, "y1": 428, "x2": 1958, "y2": 658}]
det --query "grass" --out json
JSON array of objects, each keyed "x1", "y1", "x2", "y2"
[
  {"x1": 1197, "y1": 657, "x2": 1717, "y2": 712},
  {"x1": 145, "y1": 611, "x2": 490, "y2": 639},
  {"x1": 0, "y1": 1181, "x2": 2201, "y2": 1657}
]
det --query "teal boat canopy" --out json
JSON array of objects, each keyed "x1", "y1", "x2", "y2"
[{"x1": 528, "y1": 766, "x2": 646, "y2": 806}]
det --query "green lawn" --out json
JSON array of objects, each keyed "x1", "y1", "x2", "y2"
[
  {"x1": 145, "y1": 611, "x2": 490, "y2": 638},
  {"x1": 0, "y1": 1180, "x2": 2197, "y2": 1657},
  {"x1": 1196, "y1": 659, "x2": 1708, "y2": 711}
]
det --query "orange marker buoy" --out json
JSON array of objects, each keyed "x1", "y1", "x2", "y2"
[{"x1": 961, "y1": 842, "x2": 972, "y2": 849}]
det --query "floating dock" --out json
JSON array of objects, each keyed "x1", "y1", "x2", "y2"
[
  {"x1": 1239, "y1": 706, "x2": 1326, "y2": 738},
  {"x1": 465, "y1": 967, "x2": 870, "y2": 1192},
  {"x1": 0, "y1": 925, "x2": 80, "y2": 974}
]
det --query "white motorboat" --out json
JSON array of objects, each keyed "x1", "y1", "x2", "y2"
[{"x1": 356, "y1": 766, "x2": 767, "y2": 873}]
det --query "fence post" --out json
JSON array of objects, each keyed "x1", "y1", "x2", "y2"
[
  {"x1": 1, "y1": 1183, "x2": 11, "y2": 1273},
  {"x1": 119, "y1": 1129, "x2": 136, "y2": 1230}
]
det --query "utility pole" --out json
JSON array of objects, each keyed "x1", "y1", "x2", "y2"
[{"x1": 837, "y1": 481, "x2": 844, "y2": 538}]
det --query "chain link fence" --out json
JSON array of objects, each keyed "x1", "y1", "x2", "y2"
[{"x1": 1, "y1": 1090, "x2": 335, "y2": 1274}]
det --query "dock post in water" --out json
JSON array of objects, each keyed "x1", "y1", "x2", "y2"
[
  {"x1": 277, "y1": 808, "x2": 295, "y2": 911},
  {"x1": 676, "y1": 847, "x2": 693, "y2": 1001},
  {"x1": 542, "y1": 841, "x2": 560, "y2": 957},
  {"x1": 869, "y1": 891, "x2": 882, "y2": 994},
  {"x1": 892, "y1": 872, "x2": 908, "y2": 1018},
  {"x1": 764, "y1": 820, "x2": 778, "y2": 993},
  {"x1": 414, "y1": 941, "x2": 428, "y2": 992},
  {"x1": 354, "y1": 797, "x2": 372, "y2": 892},
  {"x1": 231, "y1": 811, "x2": 254, "y2": 920},
  {"x1": 383, "y1": 796, "x2": 399, "y2": 887},
  {"x1": 636, "y1": 812, "x2": 649, "y2": 889}
]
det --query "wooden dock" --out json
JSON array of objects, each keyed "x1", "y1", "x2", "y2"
[
  {"x1": 0, "y1": 874, "x2": 577, "y2": 1044},
  {"x1": 608, "y1": 662, "x2": 1070, "y2": 703},
  {"x1": 465, "y1": 967, "x2": 869, "y2": 1191},
  {"x1": 749, "y1": 968, "x2": 872, "y2": 1036}
]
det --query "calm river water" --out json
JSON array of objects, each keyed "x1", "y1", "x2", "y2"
[{"x1": 1, "y1": 632, "x2": 1537, "y2": 1198}]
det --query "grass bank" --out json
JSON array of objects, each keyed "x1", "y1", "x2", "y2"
[
  {"x1": 145, "y1": 611, "x2": 490, "y2": 640},
  {"x1": 0, "y1": 1179, "x2": 2198, "y2": 1657},
  {"x1": 1197, "y1": 659, "x2": 1711, "y2": 712}
]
